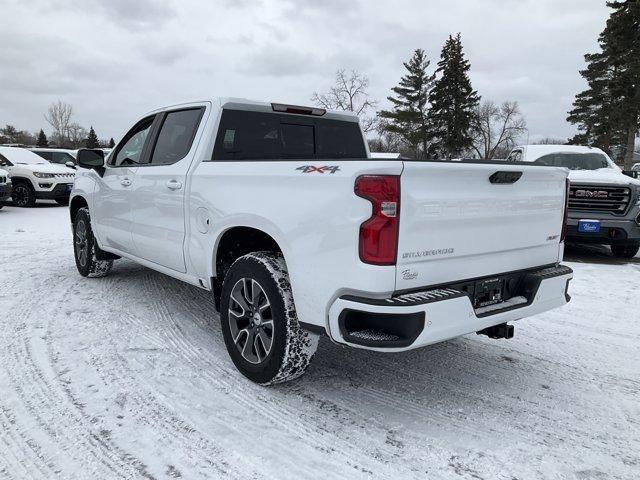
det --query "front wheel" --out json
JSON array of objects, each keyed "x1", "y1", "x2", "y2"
[
  {"x1": 220, "y1": 252, "x2": 319, "y2": 385},
  {"x1": 73, "y1": 207, "x2": 113, "y2": 277},
  {"x1": 611, "y1": 242, "x2": 640, "y2": 259},
  {"x1": 12, "y1": 182, "x2": 36, "y2": 207}
]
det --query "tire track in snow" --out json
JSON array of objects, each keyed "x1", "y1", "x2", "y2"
[{"x1": 1, "y1": 264, "x2": 153, "y2": 479}]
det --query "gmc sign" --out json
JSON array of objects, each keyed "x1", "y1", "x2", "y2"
[{"x1": 571, "y1": 189, "x2": 609, "y2": 199}]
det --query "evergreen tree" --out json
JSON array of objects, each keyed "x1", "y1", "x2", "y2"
[
  {"x1": 85, "y1": 126, "x2": 99, "y2": 148},
  {"x1": 568, "y1": 1, "x2": 639, "y2": 168},
  {"x1": 36, "y1": 129, "x2": 49, "y2": 147},
  {"x1": 428, "y1": 33, "x2": 480, "y2": 159},
  {"x1": 108, "y1": 137, "x2": 115, "y2": 148},
  {"x1": 379, "y1": 49, "x2": 435, "y2": 159}
]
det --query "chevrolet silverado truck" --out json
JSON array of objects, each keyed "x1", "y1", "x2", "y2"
[
  {"x1": 507, "y1": 145, "x2": 640, "y2": 259},
  {"x1": 70, "y1": 98, "x2": 573, "y2": 384},
  {"x1": 0, "y1": 167, "x2": 11, "y2": 209},
  {"x1": 0, "y1": 146, "x2": 76, "y2": 207}
]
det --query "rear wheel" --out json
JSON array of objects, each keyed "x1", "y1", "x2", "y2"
[
  {"x1": 12, "y1": 182, "x2": 36, "y2": 207},
  {"x1": 73, "y1": 207, "x2": 113, "y2": 277},
  {"x1": 611, "y1": 242, "x2": 640, "y2": 259},
  {"x1": 220, "y1": 252, "x2": 319, "y2": 385}
]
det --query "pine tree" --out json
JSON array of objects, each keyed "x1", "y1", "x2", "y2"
[
  {"x1": 568, "y1": 1, "x2": 639, "y2": 168},
  {"x1": 428, "y1": 34, "x2": 480, "y2": 159},
  {"x1": 108, "y1": 137, "x2": 115, "y2": 148},
  {"x1": 36, "y1": 129, "x2": 48, "y2": 147},
  {"x1": 379, "y1": 49, "x2": 435, "y2": 159},
  {"x1": 85, "y1": 126, "x2": 99, "y2": 148}
]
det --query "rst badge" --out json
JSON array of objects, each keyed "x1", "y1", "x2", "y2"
[{"x1": 296, "y1": 166, "x2": 340, "y2": 174}]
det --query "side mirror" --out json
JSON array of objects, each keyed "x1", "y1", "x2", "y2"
[
  {"x1": 622, "y1": 170, "x2": 639, "y2": 179},
  {"x1": 76, "y1": 149, "x2": 104, "y2": 170},
  {"x1": 65, "y1": 161, "x2": 76, "y2": 169}
]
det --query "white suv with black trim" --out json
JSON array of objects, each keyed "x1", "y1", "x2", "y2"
[{"x1": 0, "y1": 146, "x2": 76, "y2": 207}]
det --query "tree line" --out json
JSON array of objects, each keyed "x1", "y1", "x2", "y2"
[
  {"x1": 0, "y1": 100, "x2": 115, "y2": 150},
  {"x1": 312, "y1": 34, "x2": 528, "y2": 160}
]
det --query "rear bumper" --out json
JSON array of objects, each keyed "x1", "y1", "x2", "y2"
[{"x1": 327, "y1": 265, "x2": 573, "y2": 352}]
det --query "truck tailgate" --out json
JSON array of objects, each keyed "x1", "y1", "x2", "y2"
[{"x1": 396, "y1": 161, "x2": 567, "y2": 291}]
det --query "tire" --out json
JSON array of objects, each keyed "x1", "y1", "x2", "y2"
[
  {"x1": 220, "y1": 252, "x2": 319, "y2": 385},
  {"x1": 55, "y1": 197, "x2": 70, "y2": 206},
  {"x1": 73, "y1": 207, "x2": 113, "y2": 277},
  {"x1": 611, "y1": 242, "x2": 640, "y2": 259},
  {"x1": 12, "y1": 182, "x2": 36, "y2": 207}
]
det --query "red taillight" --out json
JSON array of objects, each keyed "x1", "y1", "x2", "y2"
[
  {"x1": 561, "y1": 178, "x2": 570, "y2": 242},
  {"x1": 355, "y1": 175, "x2": 400, "y2": 265}
]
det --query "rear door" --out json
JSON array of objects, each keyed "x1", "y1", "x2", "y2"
[
  {"x1": 93, "y1": 116, "x2": 155, "y2": 253},
  {"x1": 130, "y1": 104, "x2": 207, "y2": 272},
  {"x1": 396, "y1": 161, "x2": 568, "y2": 291}
]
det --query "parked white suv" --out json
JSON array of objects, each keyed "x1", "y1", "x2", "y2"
[
  {"x1": 0, "y1": 146, "x2": 76, "y2": 207},
  {"x1": 69, "y1": 98, "x2": 573, "y2": 384},
  {"x1": 0, "y1": 168, "x2": 11, "y2": 209},
  {"x1": 506, "y1": 145, "x2": 640, "y2": 258}
]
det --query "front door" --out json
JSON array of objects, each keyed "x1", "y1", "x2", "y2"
[
  {"x1": 130, "y1": 106, "x2": 206, "y2": 272},
  {"x1": 93, "y1": 116, "x2": 155, "y2": 254}
]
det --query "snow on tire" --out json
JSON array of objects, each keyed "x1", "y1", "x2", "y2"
[
  {"x1": 73, "y1": 207, "x2": 113, "y2": 278},
  {"x1": 220, "y1": 251, "x2": 319, "y2": 385}
]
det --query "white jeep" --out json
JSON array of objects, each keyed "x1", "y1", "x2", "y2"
[{"x1": 0, "y1": 146, "x2": 76, "y2": 207}]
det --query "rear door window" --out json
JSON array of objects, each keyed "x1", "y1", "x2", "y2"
[
  {"x1": 212, "y1": 110, "x2": 365, "y2": 160},
  {"x1": 150, "y1": 108, "x2": 204, "y2": 165}
]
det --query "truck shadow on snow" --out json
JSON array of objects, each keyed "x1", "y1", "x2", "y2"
[{"x1": 563, "y1": 243, "x2": 640, "y2": 265}]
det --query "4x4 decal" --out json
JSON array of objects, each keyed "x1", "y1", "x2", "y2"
[{"x1": 296, "y1": 165, "x2": 340, "y2": 174}]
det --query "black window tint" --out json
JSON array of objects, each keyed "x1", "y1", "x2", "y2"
[
  {"x1": 150, "y1": 108, "x2": 203, "y2": 165},
  {"x1": 35, "y1": 151, "x2": 53, "y2": 161},
  {"x1": 316, "y1": 121, "x2": 366, "y2": 158},
  {"x1": 52, "y1": 152, "x2": 74, "y2": 164},
  {"x1": 281, "y1": 123, "x2": 314, "y2": 157},
  {"x1": 212, "y1": 110, "x2": 366, "y2": 160}
]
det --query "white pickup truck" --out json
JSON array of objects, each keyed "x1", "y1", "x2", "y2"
[
  {"x1": 70, "y1": 98, "x2": 573, "y2": 384},
  {"x1": 506, "y1": 145, "x2": 640, "y2": 258}
]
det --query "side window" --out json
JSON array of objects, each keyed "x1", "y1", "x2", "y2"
[
  {"x1": 53, "y1": 152, "x2": 75, "y2": 164},
  {"x1": 150, "y1": 108, "x2": 203, "y2": 165},
  {"x1": 35, "y1": 151, "x2": 53, "y2": 161},
  {"x1": 112, "y1": 117, "x2": 154, "y2": 167}
]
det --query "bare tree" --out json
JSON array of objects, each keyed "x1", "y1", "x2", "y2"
[
  {"x1": 44, "y1": 100, "x2": 74, "y2": 145},
  {"x1": 533, "y1": 137, "x2": 567, "y2": 145},
  {"x1": 67, "y1": 123, "x2": 88, "y2": 148},
  {"x1": 470, "y1": 100, "x2": 527, "y2": 159},
  {"x1": 311, "y1": 70, "x2": 378, "y2": 132}
]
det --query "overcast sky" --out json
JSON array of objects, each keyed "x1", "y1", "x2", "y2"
[{"x1": 1, "y1": 0, "x2": 609, "y2": 143}]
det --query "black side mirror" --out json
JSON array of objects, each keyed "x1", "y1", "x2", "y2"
[
  {"x1": 76, "y1": 149, "x2": 104, "y2": 170},
  {"x1": 622, "y1": 170, "x2": 639, "y2": 179}
]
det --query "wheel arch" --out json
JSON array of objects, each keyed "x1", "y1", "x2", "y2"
[
  {"x1": 69, "y1": 195, "x2": 88, "y2": 223},
  {"x1": 211, "y1": 225, "x2": 284, "y2": 309}
]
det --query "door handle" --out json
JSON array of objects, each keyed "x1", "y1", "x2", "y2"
[
  {"x1": 120, "y1": 178, "x2": 132, "y2": 187},
  {"x1": 166, "y1": 179, "x2": 182, "y2": 190}
]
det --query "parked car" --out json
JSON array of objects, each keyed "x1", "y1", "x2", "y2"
[
  {"x1": 0, "y1": 146, "x2": 75, "y2": 207},
  {"x1": 0, "y1": 167, "x2": 11, "y2": 209},
  {"x1": 632, "y1": 162, "x2": 640, "y2": 172},
  {"x1": 70, "y1": 98, "x2": 573, "y2": 384},
  {"x1": 506, "y1": 145, "x2": 640, "y2": 258},
  {"x1": 30, "y1": 148, "x2": 77, "y2": 167}
]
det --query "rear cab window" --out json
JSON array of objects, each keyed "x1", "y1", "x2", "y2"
[
  {"x1": 150, "y1": 108, "x2": 204, "y2": 165},
  {"x1": 212, "y1": 110, "x2": 366, "y2": 160}
]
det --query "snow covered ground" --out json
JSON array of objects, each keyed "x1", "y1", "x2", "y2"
[{"x1": 1, "y1": 204, "x2": 639, "y2": 480}]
